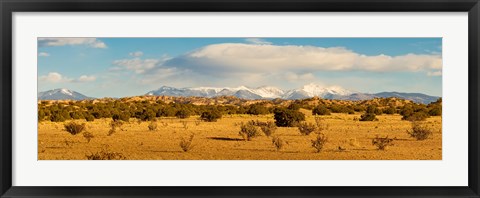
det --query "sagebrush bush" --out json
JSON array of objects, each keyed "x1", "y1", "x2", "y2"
[
  {"x1": 314, "y1": 117, "x2": 329, "y2": 133},
  {"x1": 298, "y1": 122, "x2": 316, "y2": 135},
  {"x1": 108, "y1": 120, "x2": 123, "y2": 136},
  {"x1": 86, "y1": 145, "x2": 126, "y2": 160},
  {"x1": 64, "y1": 122, "x2": 85, "y2": 135},
  {"x1": 311, "y1": 133, "x2": 328, "y2": 153},
  {"x1": 83, "y1": 131, "x2": 94, "y2": 143},
  {"x1": 148, "y1": 121, "x2": 157, "y2": 131},
  {"x1": 372, "y1": 135, "x2": 395, "y2": 150},
  {"x1": 260, "y1": 121, "x2": 277, "y2": 137},
  {"x1": 406, "y1": 122, "x2": 433, "y2": 140},
  {"x1": 239, "y1": 122, "x2": 260, "y2": 141},
  {"x1": 272, "y1": 136, "x2": 286, "y2": 151},
  {"x1": 179, "y1": 134, "x2": 195, "y2": 152}
]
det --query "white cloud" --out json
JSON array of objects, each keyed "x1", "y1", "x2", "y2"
[
  {"x1": 39, "y1": 72, "x2": 65, "y2": 83},
  {"x1": 171, "y1": 43, "x2": 442, "y2": 76},
  {"x1": 76, "y1": 75, "x2": 96, "y2": 82},
  {"x1": 112, "y1": 58, "x2": 160, "y2": 74},
  {"x1": 427, "y1": 70, "x2": 442, "y2": 76},
  {"x1": 284, "y1": 72, "x2": 315, "y2": 82},
  {"x1": 38, "y1": 52, "x2": 50, "y2": 57},
  {"x1": 39, "y1": 72, "x2": 96, "y2": 83},
  {"x1": 245, "y1": 38, "x2": 272, "y2": 45},
  {"x1": 38, "y1": 38, "x2": 107, "y2": 48},
  {"x1": 129, "y1": 51, "x2": 144, "y2": 57}
]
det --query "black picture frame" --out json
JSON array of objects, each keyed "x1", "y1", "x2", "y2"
[{"x1": 1, "y1": 0, "x2": 479, "y2": 197}]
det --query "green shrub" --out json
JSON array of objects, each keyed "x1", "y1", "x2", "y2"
[
  {"x1": 428, "y1": 106, "x2": 442, "y2": 116},
  {"x1": 200, "y1": 109, "x2": 222, "y2": 122},
  {"x1": 50, "y1": 113, "x2": 66, "y2": 122},
  {"x1": 359, "y1": 113, "x2": 377, "y2": 121},
  {"x1": 246, "y1": 104, "x2": 269, "y2": 115},
  {"x1": 383, "y1": 107, "x2": 396, "y2": 115},
  {"x1": 402, "y1": 111, "x2": 429, "y2": 121},
  {"x1": 175, "y1": 109, "x2": 191, "y2": 119},
  {"x1": 274, "y1": 108, "x2": 305, "y2": 127},
  {"x1": 112, "y1": 113, "x2": 129, "y2": 122},
  {"x1": 64, "y1": 121, "x2": 86, "y2": 135},
  {"x1": 312, "y1": 105, "x2": 331, "y2": 115},
  {"x1": 85, "y1": 114, "x2": 95, "y2": 122}
]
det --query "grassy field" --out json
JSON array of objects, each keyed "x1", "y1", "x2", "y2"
[{"x1": 38, "y1": 112, "x2": 442, "y2": 160}]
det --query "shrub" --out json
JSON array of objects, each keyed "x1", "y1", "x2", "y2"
[
  {"x1": 428, "y1": 106, "x2": 442, "y2": 116},
  {"x1": 83, "y1": 131, "x2": 94, "y2": 143},
  {"x1": 406, "y1": 122, "x2": 433, "y2": 140},
  {"x1": 50, "y1": 113, "x2": 66, "y2": 122},
  {"x1": 38, "y1": 109, "x2": 46, "y2": 121},
  {"x1": 359, "y1": 113, "x2": 377, "y2": 121},
  {"x1": 86, "y1": 145, "x2": 126, "y2": 160},
  {"x1": 200, "y1": 109, "x2": 222, "y2": 122},
  {"x1": 314, "y1": 117, "x2": 329, "y2": 133},
  {"x1": 311, "y1": 133, "x2": 328, "y2": 153},
  {"x1": 259, "y1": 121, "x2": 277, "y2": 137},
  {"x1": 372, "y1": 135, "x2": 395, "y2": 150},
  {"x1": 179, "y1": 134, "x2": 195, "y2": 152},
  {"x1": 383, "y1": 107, "x2": 396, "y2": 115},
  {"x1": 247, "y1": 104, "x2": 269, "y2": 115},
  {"x1": 85, "y1": 114, "x2": 95, "y2": 122},
  {"x1": 239, "y1": 122, "x2": 260, "y2": 141},
  {"x1": 108, "y1": 120, "x2": 123, "y2": 136},
  {"x1": 148, "y1": 121, "x2": 158, "y2": 131},
  {"x1": 298, "y1": 122, "x2": 317, "y2": 135},
  {"x1": 175, "y1": 109, "x2": 191, "y2": 119},
  {"x1": 272, "y1": 136, "x2": 286, "y2": 151},
  {"x1": 312, "y1": 105, "x2": 331, "y2": 115},
  {"x1": 181, "y1": 121, "x2": 189, "y2": 130},
  {"x1": 402, "y1": 111, "x2": 429, "y2": 121},
  {"x1": 64, "y1": 122, "x2": 85, "y2": 135},
  {"x1": 112, "y1": 113, "x2": 130, "y2": 122},
  {"x1": 273, "y1": 108, "x2": 305, "y2": 127}
]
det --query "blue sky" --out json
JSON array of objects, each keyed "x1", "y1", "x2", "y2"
[{"x1": 38, "y1": 38, "x2": 442, "y2": 98}]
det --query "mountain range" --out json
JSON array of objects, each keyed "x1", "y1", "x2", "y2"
[
  {"x1": 145, "y1": 83, "x2": 439, "y2": 104},
  {"x1": 39, "y1": 84, "x2": 440, "y2": 104}
]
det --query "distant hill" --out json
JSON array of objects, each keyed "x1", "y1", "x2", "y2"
[{"x1": 38, "y1": 88, "x2": 93, "y2": 100}]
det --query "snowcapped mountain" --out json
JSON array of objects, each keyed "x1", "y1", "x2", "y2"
[
  {"x1": 283, "y1": 83, "x2": 354, "y2": 99},
  {"x1": 146, "y1": 84, "x2": 440, "y2": 104},
  {"x1": 146, "y1": 84, "x2": 352, "y2": 100},
  {"x1": 38, "y1": 88, "x2": 93, "y2": 100}
]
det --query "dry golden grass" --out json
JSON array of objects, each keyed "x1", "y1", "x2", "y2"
[{"x1": 38, "y1": 112, "x2": 442, "y2": 160}]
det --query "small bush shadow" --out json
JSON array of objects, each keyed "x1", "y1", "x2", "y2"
[{"x1": 207, "y1": 137, "x2": 244, "y2": 141}]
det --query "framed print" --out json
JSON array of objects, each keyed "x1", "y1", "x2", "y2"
[{"x1": 1, "y1": 0, "x2": 479, "y2": 197}]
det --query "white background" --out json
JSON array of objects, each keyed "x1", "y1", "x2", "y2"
[{"x1": 12, "y1": 12, "x2": 468, "y2": 186}]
